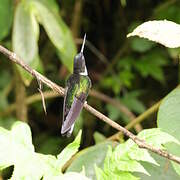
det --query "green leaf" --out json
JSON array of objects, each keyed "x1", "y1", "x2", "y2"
[
  {"x1": 95, "y1": 164, "x2": 139, "y2": 180},
  {"x1": 95, "y1": 164, "x2": 107, "y2": 180},
  {"x1": 121, "y1": 91, "x2": 146, "y2": 114},
  {"x1": 135, "y1": 153, "x2": 180, "y2": 180},
  {"x1": 109, "y1": 145, "x2": 150, "y2": 175},
  {"x1": 34, "y1": 134, "x2": 66, "y2": 155},
  {"x1": 0, "y1": 0, "x2": 13, "y2": 41},
  {"x1": 98, "y1": 128, "x2": 179, "y2": 179},
  {"x1": 13, "y1": 1, "x2": 39, "y2": 85},
  {"x1": 37, "y1": 0, "x2": 59, "y2": 16},
  {"x1": 118, "y1": 56, "x2": 134, "y2": 71},
  {"x1": 106, "y1": 104, "x2": 121, "y2": 121},
  {"x1": 134, "y1": 52, "x2": 168, "y2": 83},
  {"x1": 67, "y1": 141, "x2": 115, "y2": 180},
  {"x1": 73, "y1": 114, "x2": 83, "y2": 136},
  {"x1": 127, "y1": 20, "x2": 180, "y2": 48},
  {"x1": 130, "y1": 37, "x2": 154, "y2": 53},
  {"x1": 102, "y1": 75, "x2": 122, "y2": 94},
  {"x1": 137, "y1": 128, "x2": 180, "y2": 148},
  {"x1": 157, "y1": 88, "x2": 180, "y2": 175},
  {"x1": 44, "y1": 172, "x2": 90, "y2": 180},
  {"x1": 157, "y1": 88, "x2": 180, "y2": 142},
  {"x1": 165, "y1": 142, "x2": 180, "y2": 176},
  {"x1": 93, "y1": 131, "x2": 106, "y2": 144},
  {"x1": 0, "y1": 70, "x2": 11, "y2": 89},
  {"x1": 31, "y1": 0, "x2": 77, "y2": 72},
  {"x1": 106, "y1": 91, "x2": 145, "y2": 124},
  {"x1": 167, "y1": 47, "x2": 180, "y2": 59},
  {"x1": 0, "y1": 117, "x2": 16, "y2": 130},
  {"x1": 11, "y1": 121, "x2": 34, "y2": 152},
  {"x1": 56, "y1": 130, "x2": 82, "y2": 170},
  {"x1": 128, "y1": 146, "x2": 158, "y2": 166},
  {"x1": 0, "y1": 127, "x2": 12, "y2": 170},
  {"x1": 138, "y1": 128, "x2": 180, "y2": 176},
  {"x1": 116, "y1": 159, "x2": 148, "y2": 175},
  {"x1": 0, "y1": 121, "x2": 36, "y2": 171},
  {"x1": 118, "y1": 70, "x2": 134, "y2": 87},
  {"x1": 0, "y1": 91, "x2": 8, "y2": 111},
  {"x1": 0, "y1": 121, "x2": 84, "y2": 179},
  {"x1": 155, "y1": 5, "x2": 180, "y2": 24}
]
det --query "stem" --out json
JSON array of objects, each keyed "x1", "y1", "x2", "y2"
[
  {"x1": 14, "y1": 67, "x2": 27, "y2": 122},
  {"x1": 0, "y1": 44, "x2": 180, "y2": 164},
  {"x1": 71, "y1": 0, "x2": 83, "y2": 38}
]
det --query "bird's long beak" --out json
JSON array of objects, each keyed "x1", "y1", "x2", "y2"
[{"x1": 80, "y1": 34, "x2": 86, "y2": 54}]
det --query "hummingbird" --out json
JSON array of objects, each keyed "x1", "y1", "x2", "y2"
[{"x1": 61, "y1": 34, "x2": 91, "y2": 137}]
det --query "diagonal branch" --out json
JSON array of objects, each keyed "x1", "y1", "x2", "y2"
[{"x1": 0, "y1": 44, "x2": 180, "y2": 164}]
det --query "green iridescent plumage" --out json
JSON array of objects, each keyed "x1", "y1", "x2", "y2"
[{"x1": 64, "y1": 75, "x2": 91, "y2": 114}]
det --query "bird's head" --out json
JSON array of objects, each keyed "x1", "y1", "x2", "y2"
[{"x1": 73, "y1": 34, "x2": 88, "y2": 75}]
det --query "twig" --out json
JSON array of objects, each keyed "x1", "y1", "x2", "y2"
[
  {"x1": 36, "y1": 76, "x2": 47, "y2": 114},
  {"x1": 0, "y1": 44, "x2": 180, "y2": 164},
  {"x1": 14, "y1": 67, "x2": 27, "y2": 122}
]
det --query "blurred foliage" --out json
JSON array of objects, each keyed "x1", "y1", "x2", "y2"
[
  {"x1": 0, "y1": 0, "x2": 13, "y2": 41},
  {"x1": 0, "y1": 0, "x2": 180, "y2": 179}
]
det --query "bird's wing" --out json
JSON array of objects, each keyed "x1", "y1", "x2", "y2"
[
  {"x1": 61, "y1": 95, "x2": 84, "y2": 135},
  {"x1": 61, "y1": 75, "x2": 91, "y2": 136},
  {"x1": 61, "y1": 80, "x2": 84, "y2": 136}
]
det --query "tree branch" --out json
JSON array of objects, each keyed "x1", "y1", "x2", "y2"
[{"x1": 0, "y1": 44, "x2": 180, "y2": 164}]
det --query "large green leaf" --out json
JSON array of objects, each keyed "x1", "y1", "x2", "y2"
[
  {"x1": 135, "y1": 153, "x2": 180, "y2": 180},
  {"x1": 12, "y1": 1, "x2": 39, "y2": 85},
  {"x1": 0, "y1": 0, "x2": 13, "y2": 41},
  {"x1": 0, "y1": 127, "x2": 12, "y2": 169},
  {"x1": 37, "y1": 0, "x2": 59, "y2": 16},
  {"x1": 44, "y1": 172, "x2": 90, "y2": 180},
  {"x1": 157, "y1": 88, "x2": 180, "y2": 175},
  {"x1": 56, "y1": 130, "x2": 82, "y2": 170},
  {"x1": 157, "y1": 88, "x2": 180, "y2": 142},
  {"x1": 0, "y1": 121, "x2": 84, "y2": 179},
  {"x1": 67, "y1": 141, "x2": 116, "y2": 180},
  {"x1": 105, "y1": 146, "x2": 150, "y2": 176},
  {"x1": 31, "y1": 0, "x2": 77, "y2": 72},
  {"x1": 96, "y1": 128, "x2": 180, "y2": 179},
  {"x1": 95, "y1": 165, "x2": 139, "y2": 180},
  {"x1": 137, "y1": 128, "x2": 180, "y2": 148},
  {"x1": 93, "y1": 131, "x2": 106, "y2": 144}
]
